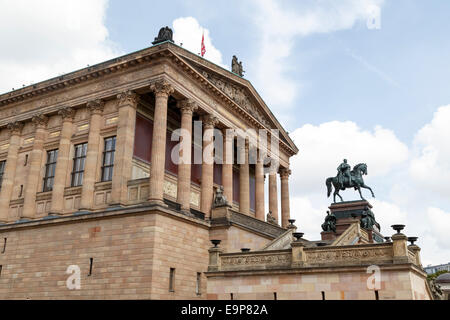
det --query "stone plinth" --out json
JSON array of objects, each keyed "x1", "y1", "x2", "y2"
[
  {"x1": 321, "y1": 231, "x2": 337, "y2": 241},
  {"x1": 328, "y1": 200, "x2": 383, "y2": 243}
]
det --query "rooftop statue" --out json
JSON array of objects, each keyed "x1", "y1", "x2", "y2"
[
  {"x1": 231, "y1": 55, "x2": 245, "y2": 77},
  {"x1": 266, "y1": 211, "x2": 277, "y2": 225},
  {"x1": 360, "y1": 206, "x2": 380, "y2": 231},
  {"x1": 321, "y1": 210, "x2": 336, "y2": 233},
  {"x1": 326, "y1": 159, "x2": 375, "y2": 203},
  {"x1": 152, "y1": 26, "x2": 174, "y2": 45}
]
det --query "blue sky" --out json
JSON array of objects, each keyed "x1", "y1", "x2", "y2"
[
  {"x1": 1, "y1": 0, "x2": 449, "y2": 265},
  {"x1": 105, "y1": 0, "x2": 450, "y2": 143}
]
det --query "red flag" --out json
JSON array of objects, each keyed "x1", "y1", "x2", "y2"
[{"x1": 201, "y1": 32, "x2": 206, "y2": 57}]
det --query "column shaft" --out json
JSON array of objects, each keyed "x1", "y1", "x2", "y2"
[
  {"x1": 255, "y1": 156, "x2": 265, "y2": 221},
  {"x1": 239, "y1": 142, "x2": 250, "y2": 215},
  {"x1": 176, "y1": 99, "x2": 196, "y2": 211},
  {"x1": 50, "y1": 108, "x2": 75, "y2": 214},
  {"x1": 80, "y1": 100, "x2": 104, "y2": 210},
  {"x1": 222, "y1": 132, "x2": 233, "y2": 204},
  {"x1": 111, "y1": 91, "x2": 138, "y2": 205},
  {"x1": 280, "y1": 168, "x2": 291, "y2": 228},
  {"x1": 268, "y1": 173, "x2": 279, "y2": 224},
  {"x1": 148, "y1": 81, "x2": 174, "y2": 203},
  {"x1": 23, "y1": 114, "x2": 48, "y2": 219},
  {"x1": 200, "y1": 115, "x2": 217, "y2": 217},
  {"x1": 0, "y1": 122, "x2": 23, "y2": 222}
]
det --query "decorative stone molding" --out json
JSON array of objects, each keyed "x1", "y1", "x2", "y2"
[
  {"x1": 177, "y1": 99, "x2": 198, "y2": 115},
  {"x1": 220, "y1": 251, "x2": 292, "y2": 270},
  {"x1": 86, "y1": 99, "x2": 105, "y2": 115},
  {"x1": 150, "y1": 80, "x2": 174, "y2": 98},
  {"x1": 304, "y1": 245, "x2": 392, "y2": 265},
  {"x1": 58, "y1": 107, "x2": 75, "y2": 121},
  {"x1": 6, "y1": 121, "x2": 24, "y2": 135},
  {"x1": 279, "y1": 168, "x2": 291, "y2": 179},
  {"x1": 117, "y1": 90, "x2": 139, "y2": 108},
  {"x1": 31, "y1": 113, "x2": 49, "y2": 129},
  {"x1": 202, "y1": 114, "x2": 219, "y2": 128},
  {"x1": 229, "y1": 210, "x2": 285, "y2": 238},
  {"x1": 199, "y1": 71, "x2": 271, "y2": 127}
]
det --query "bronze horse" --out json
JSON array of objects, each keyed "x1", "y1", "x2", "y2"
[{"x1": 326, "y1": 163, "x2": 375, "y2": 203}]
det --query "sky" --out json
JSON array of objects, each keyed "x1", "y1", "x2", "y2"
[{"x1": 0, "y1": 0, "x2": 450, "y2": 265}]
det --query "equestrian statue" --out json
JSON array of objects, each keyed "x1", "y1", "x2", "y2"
[{"x1": 326, "y1": 159, "x2": 375, "y2": 203}]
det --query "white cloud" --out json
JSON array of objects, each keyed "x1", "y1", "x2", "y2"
[
  {"x1": 286, "y1": 115, "x2": 450, "y2": 265},
  {"x1": 249, "y1": 0, "x2": 384, "y2": 110},
  {"x1": 427, "y1": 207, "x2": 450, "y2": 249},
  {"x1": 0, "y1": 0, "x2": 121, "y2": 93},
  {"x1": 410, "y1": 105, "x2": 450, "y2": 197},
  {"x1": 289, "y1": 121, "x2": 409, "y2": 196},
  {"x1": 172, "y1": 17, "x2": 226, "y2": 68}
]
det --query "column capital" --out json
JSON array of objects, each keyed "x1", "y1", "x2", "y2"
[
  {"x1": 202, "y1": 114, "x2": 219, "y2": 129},
  {"x1": 32, "y1": 113, "x2": 49, "y2": 129},
  {"x1": 177, "y1": 99, "x2": 198, "y2": 115},
  {"x1": 280, "y1": 168, "x2": 291, "y2": 179},
  {"x1": 6, "y1": 121, "x2": 24, "y2": 135},
  {"x1": 223, "y1": 128, "x2": 235, "y2": 141},
  {"x1": 58, "y1": 107, "x2": 75, "y2": 122},
  {"x1": 150, "y1": 80, "x2": 174, "y2": 98},
  {"x1": 86, "y1": 99, "x2": 105, "y2": 115},
  {"x1": 117, "y1": 90, "x2": 139, "y2": 108}
]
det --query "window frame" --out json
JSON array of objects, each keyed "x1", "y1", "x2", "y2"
[
  {"x1": 0, "y1": 160, "x2": 5, "y2": 191},
  {"x1": 43, "y1": 149, "x2": 58, "y2": 192},
  {"x1": 71, "y1": 142, "x2": 88, "y2": 187},
  {"x1": 101, "y1": 136, "x2": 116, "y2": 182}
]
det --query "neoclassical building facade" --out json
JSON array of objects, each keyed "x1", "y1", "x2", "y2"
[
  {"x1": 0, "y1": 31, "x2": 431, "y2": 300},
  {"x1": 0, "y1": 36, "x2": 300, "y2": 299}
]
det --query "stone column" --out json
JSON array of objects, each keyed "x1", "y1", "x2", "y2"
[
  {"x1": 268, "y1": 173, "x2": 279, "y2": 224},
  {"x1": 280, "y1": 168, "x2": 291, "y2": 228},
  {"x1": 23, "y1": 114, "x2": 48, "y2": 219},
  {"x1": 148, "y1": 81, "x2": 174, "y2": 205},
  {"x1": 222, "y1": 130, "x2": 233, "y2": 205},
  {"x1": 239, "y1": 140, "x2": 250, "y2": 215},
  {"x1": 255, "y1": 150, "x2": 265, "y2": 221},
  {"x1": 110, "y1": 91, "x2": 138, "y2": 206},
  {"x1": 176, "y1": 99, "x2": 197, "y2": 212},
  {"x1": 49, "y1": 108, "x2": 75, "y2": 215},
  {"x1": 0, "y1": 121, "x2": 24, "y2": 222},
  {"x1": 79, "y1": 100, "x2": 104, "y2": 210},
  {"x1": 200, "y1": 115, "x2": 218, "y2": 218}
]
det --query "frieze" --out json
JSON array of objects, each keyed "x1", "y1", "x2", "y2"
[
  {"x1": 305, "y1": 246, "x2": 392, "y2": 264},
  {"x1": 200, "y1": 71, "x2": 271, "y2": 127},
  {"x1": 221, "y1": 252, "x2": 291, "y2": 268}
]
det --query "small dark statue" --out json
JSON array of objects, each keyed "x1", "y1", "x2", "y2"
[
  {"x1": 266, "y1": 211, "x2": 277, "y2": 225},
  {"x1": 326, "y1": 159, "x2": 375, "y2": 203},
  {"x1": 213, "y1": 186, "x2": 228, "y2": 208},
  {"x1": 152, "y1": 26, "x2": 174, "y2": 45},
  {"x1": 231, "y1": 55, "x2": 245, "y2": 77},
  {"x1": 321, "y1": 211, "x2": 336, "y2": 233},
  {"x1": 360, "y1": 206, "x2": 380, "y2": 231}
]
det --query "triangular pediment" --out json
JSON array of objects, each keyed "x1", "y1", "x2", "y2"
[{"x1": 171, "y1": 49, "x2": 298, "y2": 154}]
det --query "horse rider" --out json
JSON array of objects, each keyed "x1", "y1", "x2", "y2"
[{"x1": 337, "y1": 159, "x2": 352, "y2": 186}]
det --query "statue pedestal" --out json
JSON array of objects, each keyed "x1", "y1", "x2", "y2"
[
  {"x1": 211, "y1": 205, "x2": 232, "y2": 220},
  {"x1": 321, "y1": 231, "x2": 337, "y2": 241},
  {"x1": 327, "y1": 200, "x2": 384, "y2": 243}
]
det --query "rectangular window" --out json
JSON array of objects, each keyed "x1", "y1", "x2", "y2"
[
  {"x1": 196, "y1": 272, "x2": 201, "y2": 295},
  {"x1": 43, "y1": 149, "x2": 58, "y2": 192},
  {"x1": 72, "y1": 143, "x2": 88, "y2": 187},
  {"x1": 169, "y1": 268, "x2": 175, "y2": 292},
  {"x1": 101, "y1": 136, "x2": 116, "y2": 182},
  {"x1": 0, "y1": 160, "x2": 5, "y2": 191}
]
